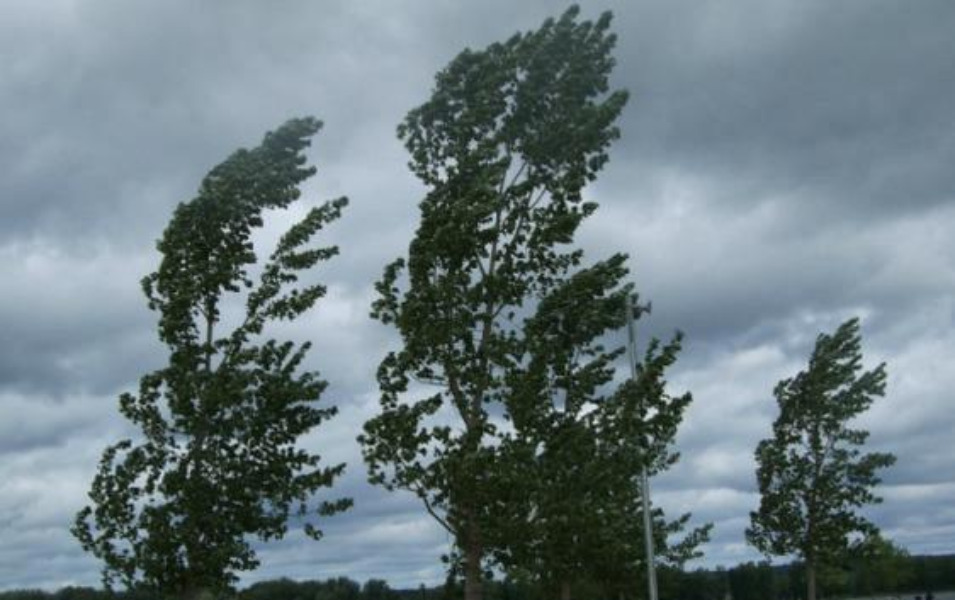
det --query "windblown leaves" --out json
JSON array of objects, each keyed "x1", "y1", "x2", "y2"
[
  {"x1": 73, "y1": 118, "x2": 350, "y2": 597},
  {"x1": 747, "y1": 318, "x2": 896, "y2": 599}
]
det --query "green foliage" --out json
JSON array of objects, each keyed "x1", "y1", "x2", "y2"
[
  {"x1": 7, "y1": 557, "x2": 955, "y2": 600},
  {"x1": 727, "y1": 561, "x2": 774, "y2": 600},
  {"x1": 492, "y1": 255, "x2": 632, "y2": 581},
  {"x1": 589, "y1": 334, "x2": 712, "y2": 592},
  {"x1": 360, "y1": 6, "x2": 707, "y2": 599},
  {"x1": 500, "y1": 281, "x2": 710, "y2": 598},
  {"x1": 361, "y1": 579, "x2": 397, "y2": 600},
  {"x1": 747, "y1": 317, "x2": 896, "y2": 600},
  {"x1": 846, "y1": 534, "x2": 915, "y2": 595},
  {"x1": 0, "y1": 589, "x2": 162, "y2": 600},
  {"x1": 238, "y1": 576, "x2": 363, "y2": 600},
  {"x1": 0, "y1": 592, "x2": 48, "y2": 600},
  {"x1": 359, "y1": 6, "x2": 629, "y2": 598},
  {"x1": 72, "y1": 118, "x2": 351, "y2": 598},
  {"x1": 657, "y1": 566, "x2": 727, "y2": 600}
]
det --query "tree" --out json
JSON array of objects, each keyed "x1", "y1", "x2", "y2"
[
  {"x1": 494, "y1": 257, "x2": 632, "y2": 599},
  {"x1": 747, "y1": 317, "x2": 896, "y2": 600},
  {"x1": 73, "y1": 118, "x2": 351, "y2": 599},
  {"x1": 587, "y1": 342, "x2": 712, "y2": 600},
  {"x1": 727, "y1": 562, "x2": 775, "y2": 600},
  {"x1": 362, "y1": 579, "x2": 397, "y2": 600},
  {"x1": 359, "y1": 7, "x2": 628, "y2": 600},
  {"x1": 500, "y1": 269, "x2": 709, "y2": 600},
  {"x1": 849, "y1": 534, "x2": 913, "y2": 595}
]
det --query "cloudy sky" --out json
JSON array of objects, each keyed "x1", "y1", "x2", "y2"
[{"x1": 2, "y1": 0, "x2": 953, "y2": 591}]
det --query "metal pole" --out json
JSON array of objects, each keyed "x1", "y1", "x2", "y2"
[{"x1": 626, "y1": 294, "x2": 658, "y2": 600}]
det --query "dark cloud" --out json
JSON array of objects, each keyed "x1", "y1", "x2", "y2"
[
  {"x1": 611, "y1": 0, "x2": 955, "y2": 216},
  {"x1": 0, "y1": 1, "x2": 432, "y2": 248},
  {"x1": 1, "y1": 0, "x2": 953, "y2": 591}
]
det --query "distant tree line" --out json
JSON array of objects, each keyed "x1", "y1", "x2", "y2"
[
  {"x1": 665, "y1": 552, "x2": 955, "y2": 600},
  {"x1": 4, "y1": 552, "x2": 955, "y2": 600}
]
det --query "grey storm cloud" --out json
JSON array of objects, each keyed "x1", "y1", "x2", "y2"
[
  {"x1": 611, "y1": 1, "x2": 955, "y2": 214},
  {"x1": 1, "y1": 0, "x2": 954, "y2": 591}
]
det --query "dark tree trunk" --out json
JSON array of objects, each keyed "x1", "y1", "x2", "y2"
[
  {"x1": 807, "y1": 560, "x2": 817, "y2": 600},
  {"x1": 178, "y1": 574, "x2": 214, "y2": 600},
  {"x1": 463, "y1": 518, "x2": 483, "y2": 600},
  {"x1": 560, "y1": 580, "x2": 572, "y2": 600},
  {"x1": 181, "y1": 587, "x2": 208, "y2": 600}
]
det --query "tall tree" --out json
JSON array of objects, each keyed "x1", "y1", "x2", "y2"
[
  {"x1": 73, "y1": 118, "x2": 351, "y2": 600},
  {"x1": 747, "y1": 317, "x2": 896, "y2": 600},
  {"x1": 360, "y1": 7, "x2": 628, "y2": 600}
]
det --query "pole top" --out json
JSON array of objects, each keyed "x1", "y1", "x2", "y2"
[{"x1": 630, "y1": 293, "x2": 652, "y2": 320}]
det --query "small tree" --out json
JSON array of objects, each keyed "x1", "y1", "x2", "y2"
[
  {"x1": 496, "y1": 258, "x2": 627, "y2": 600},
  {"x1": 747, "y1": 317, "x2": 896, "y2": 600},
  {"x1": 73, "y1": 118, "x2": 351, "y2": 599},
  {"x1": 360, "y1": 7, "x2": 628, "y2": 600},
  {"x1": 587, "y1": 335, "x2": 712, "y2": 600},
  {"x1": 727, "y1": 562, "x2": 775, "y2": 600},
  {"x1": 849, "y1": 534, "x2": 913, "y2": 595},
  {"x1": 501, "y1": 263, "x2": 709, "y2": 600}
]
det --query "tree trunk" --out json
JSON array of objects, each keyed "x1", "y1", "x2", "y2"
[
  {"x1": 463, "y1": 519, "x2": 483, "y2": 600},
  {"x1": 178, "y1": 574, "x2": 215, "y2": 600},
  {"x1": 560, "y1": 580, "x2": 571, "y2": 600},
  {"x1": 806, "y1": 560, "x2": 817, "y2": 600},
  {"x1": 180, "y1": 586, "x2": 210, "y2": 600}
]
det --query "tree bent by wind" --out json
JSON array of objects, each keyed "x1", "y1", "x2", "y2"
[
  {"x1": 73, "y1": 118, "x2": 351, "y2": 600},
  {"x1": 358, "y1": 7, "x2": 700, "y2": 600},
  {"x1": 747, "y1": 317, "x2": 896, "y2": 600},
  {"x1": 500, "y1": 269, "x2": 711, "y2": 600}
]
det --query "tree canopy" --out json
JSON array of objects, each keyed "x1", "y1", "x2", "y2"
[
  {"x1": 73, "y1": 118, "x2": 351, "y2": 599},
  {"x1": 360, "y1": 6, "x2": 630, "y2": 600},
  {"x1": 499, "y1": 275, "x2": 709, "y2": 599},
  {"x1": 747, "y1": 317, "x2": 896, "y2": 600}
]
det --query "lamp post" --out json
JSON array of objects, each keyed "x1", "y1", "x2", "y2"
[{"x1": 626, "y1": 293, "x2": 658, "y2": 600}]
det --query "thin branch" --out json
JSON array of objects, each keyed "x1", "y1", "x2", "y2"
[
  {"x1": 501, "y1": 158, "x2": 528, "y2": 198},
  {"x1": 415, "y1": 483, "x2": 456, "y2": 536},
  {"x1": 410, "y1": 373, "x2": 449, "y2": 387}
]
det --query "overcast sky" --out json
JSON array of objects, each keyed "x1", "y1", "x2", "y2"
[{"x1": 2, "y1": 0, "x2": 953, "y2": 592}]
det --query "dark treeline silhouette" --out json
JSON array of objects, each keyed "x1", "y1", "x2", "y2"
[
  {"x1": 665, "y1": 553, "x2": 955, "y2": 600},
  {"x1": 3, "y1": 553, "x2": 954, "y2": 600}
]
